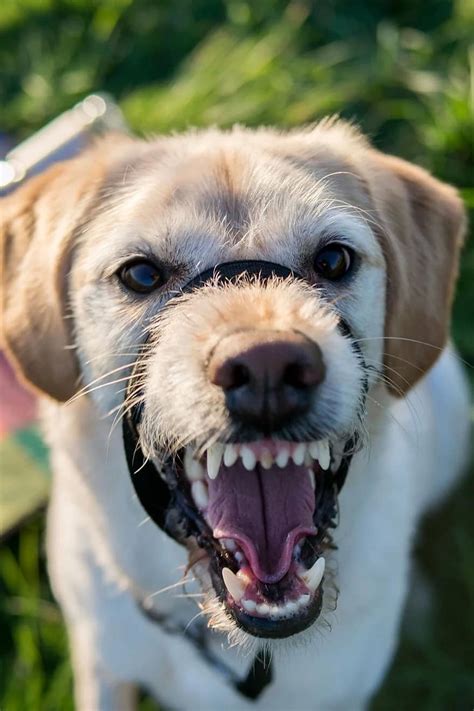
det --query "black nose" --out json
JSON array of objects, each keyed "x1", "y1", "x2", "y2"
[{"x1": 208, "y1": 330, "x2": 325, "y2": 432}]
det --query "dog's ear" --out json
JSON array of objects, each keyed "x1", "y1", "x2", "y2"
[
  {"x1": 362, "y1": 151, "x2": 466, "y2": 396},
  {"x1": 0, "y1": 135, "x2": 135, "y2": 401}
]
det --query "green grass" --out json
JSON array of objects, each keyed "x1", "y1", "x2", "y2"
[{"x1": 1, "y1": 0, "x2": 473, "y2": 708}]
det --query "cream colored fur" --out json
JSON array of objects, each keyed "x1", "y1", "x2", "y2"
[{"x1": 1, "y1": 121, "x2": 470, "y2": 710}]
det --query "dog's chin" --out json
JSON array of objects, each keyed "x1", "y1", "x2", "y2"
[
  {"x1": 208, "y1": 556, "x2": 325, "y2": 639},
  {"x1": 156, "y1": 438, "x2": 351, "y2": 640}
]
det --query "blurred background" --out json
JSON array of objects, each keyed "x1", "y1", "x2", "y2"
[{"x1": 0, "y1": 0, "x2": 472, "y2": 709}]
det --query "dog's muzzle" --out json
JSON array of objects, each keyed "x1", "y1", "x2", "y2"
[
  {"x1": 123, "y1": 260, "x2": 359, "y2": 535},
  {"x1": 122, "y1": 258, "x2": 365, "y2": 661}
]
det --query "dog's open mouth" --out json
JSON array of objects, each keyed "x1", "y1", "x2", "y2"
[{"x1": 165, "y1": 438, "x2": 351, "y2": 639}]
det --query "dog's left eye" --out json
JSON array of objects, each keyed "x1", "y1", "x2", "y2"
[
  {"x1": 118, "y1": 260, "x2": 166, "y2": 294},
  {"x1": 313, "y1": 244, "x2": 353, "y2": 281}
]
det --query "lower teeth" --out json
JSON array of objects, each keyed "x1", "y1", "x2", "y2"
[{"x1": 241, "y1": 593, "x2": 311, "y2": 618}]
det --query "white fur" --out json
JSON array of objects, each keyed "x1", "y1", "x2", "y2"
[
  {"x1": 44, "y1": 349, "x2": 470, "y2": 711},
  {"x1": 36, "y1": 128, "x2": 469, "y2": 709}
]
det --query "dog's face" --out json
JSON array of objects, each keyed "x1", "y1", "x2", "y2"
[{"x1": 1, "y1": 122, "x2": 465, "y2": 641}]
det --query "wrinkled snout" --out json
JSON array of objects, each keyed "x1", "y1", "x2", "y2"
[{"x1": 208, "y1": 330, "x2": 325, "y2": 432}]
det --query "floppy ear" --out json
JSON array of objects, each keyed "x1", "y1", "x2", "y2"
[
  {"x1": 361, "y1": 151, "x2": 466, "y2": 396},
  {"x1": 0, "y1": 135, "x2": 135, "y2": 401}
]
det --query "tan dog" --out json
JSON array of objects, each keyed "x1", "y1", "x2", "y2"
[{"x1": 1, "y1": 121, "x2": 470, "y2": 710}]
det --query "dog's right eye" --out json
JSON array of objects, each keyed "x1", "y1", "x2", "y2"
[{"x1": 118, "y1": 260, "x2": 165, "y2": 294}]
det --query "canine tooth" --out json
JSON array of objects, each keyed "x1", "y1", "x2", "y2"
[
  {"x1": 309, "y1": 441, "x2": 320, "y2": 460},
  {"x1": 191, "y1": 480, "x2": 209, "y2": 509},
  {"x1": 241, "y1": 445, "x2": 256, "y2": 471},
  {"x1": 223, "y1": 444, "x2": 239, "y2": 467},
  {"x1": 292, "y1": 443, "x2": 306, "y2": 466},
  {"x1": 318, "y1": 440, "x2": 330, "y2": 470},
  {"x1": 304, "y1": 450, "x2": 312, "y2": 467},
  {"x1": 307, "y1": 468, "x2": 315, "y2": 490},
  {"x1": 302, "y1": 557, "x2": 325, "y2": 592},
  {"x1": 276, "y1": 446, "x2": 289, "y2": 468},
  {"x1": 257, "y1": 603, "x2": 270, "y2": 616},
  {"x1": 222, "y1": 568, "x2": 246, "y2": 602},
  {"x1": 243, "y1": 599, "x2": 257, "y2": 613},
  {"x1": 207, "y1": 443, "x2": 224, "y2": 479},
  {"x1": 331, "y1": 453, "x2": 342, "y2": 472},
  {"x1": 260, "y1": 449, "x2": 273, "y2": 469},
  {"x1": 184, "y1": 448, "x2": 205, "y2": 481}
]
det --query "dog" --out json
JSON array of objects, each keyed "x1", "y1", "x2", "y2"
[{"x1": 1, "y1": 120, "x2": 470, "y2": 710}]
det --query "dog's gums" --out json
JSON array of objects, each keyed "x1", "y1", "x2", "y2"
[{"x1": 155, "y1": 437, "x2": 352, "y2": 639}]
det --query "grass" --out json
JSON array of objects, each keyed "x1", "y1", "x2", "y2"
[{"x1": 0, "y1": 0, "x2": 473, "y2": 708}]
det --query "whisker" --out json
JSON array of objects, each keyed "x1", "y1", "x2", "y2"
[
  {"x1": 82, "y1": 350, "x2": 143, "y2": 366},
  {"x1": 69, "y1": 376, "x2": 132, "y2": 404},
  {"x1": 354, "y1": 337, "x2": 472, "y2": 368},
  {"x1": 66, "y1": 364, "x2": 136, "y2": 404},
  {"x1": 145, "y1": 577, "x2": 195, "y2": 600},
  {"x1": 184, "y1": 609, "x2": 207, "y2": 634}
]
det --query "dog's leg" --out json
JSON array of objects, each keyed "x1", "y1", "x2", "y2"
[
  {"x1": 45, "y1": 418, "x2": 144, "y2": 711},
  {"x1": 70, "y1": 624, "x2": 137, "y2": 711}
]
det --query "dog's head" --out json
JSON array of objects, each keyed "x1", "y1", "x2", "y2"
[{"x1": 1, "y1": 121, "x2": 465, "y2": 641}]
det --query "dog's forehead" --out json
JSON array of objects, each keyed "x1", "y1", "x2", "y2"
[
  {"x1": 77, "y1": 130, "x2": 381, "y2": 276},
  {"x1": 116, "y1": 136, "x2": 371, "y2": 246}
]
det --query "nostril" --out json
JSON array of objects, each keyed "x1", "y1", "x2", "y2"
[
  {"x1": 209, "y1": 357, "x2": 251, "y2": 391},
  {"x1": 283, "y1": 360, "x2": 322, "y2": 389},
  {"x1": 283, "y1": 362, "x2": 307, "y2": 389},
  {"x1": 228, "y1": 362, "x2": 251, "y2": 390}
]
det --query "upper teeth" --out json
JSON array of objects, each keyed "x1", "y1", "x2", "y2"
[
  {"x1": 240, "y1": 445, "x2": 257, "y2": 471},
  {"x1": 191, "y1": 480, "x2": 209, "y2": 509},
  {"x1": 223, "y1": 440, "x2": 331, "y2": 475},
  {"x1": 260, "y1": 448, "x2": 273, "y2": 469},
  {"x1": 308, "y1": 440, "x2": 330, "y2": 470},
  {"x1": 292, "y1": 443, "x2": 306, "y2": 466},
  {"x1": 184, "y1": 439, "x2": 333, "y2": 483},
  {"x1": 275, "y1": 447, "x2": 290, "y2": 468},
  {"x1": 223, "y1": 443, "x2": 239, "y2": 467},
  {"x1": 184, "y1": 448, "x2": 205, "y2": 481},
  {"x1": 207, "y1": 443, "x2": 224, "y2": 479}
]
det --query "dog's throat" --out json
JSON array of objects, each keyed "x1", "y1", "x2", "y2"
[{"x1": 206, "y1": 460, "x2": 316, "y2": 583}]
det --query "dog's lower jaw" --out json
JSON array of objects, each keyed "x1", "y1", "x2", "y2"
[{"x1": 144, "y1": 436, "x2": 353, "y2": 640}]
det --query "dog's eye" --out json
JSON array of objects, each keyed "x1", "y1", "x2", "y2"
[
  {"x1": 313, "y1": 244, "x2": 353, "y2": 281},
  {"x1": 119, "y1": 260, "x2": 165, "y2": 294}
]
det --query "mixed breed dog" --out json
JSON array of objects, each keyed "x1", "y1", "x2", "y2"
[{"x1": 1, "y1": 119, "x2": 470, "y2": 710}]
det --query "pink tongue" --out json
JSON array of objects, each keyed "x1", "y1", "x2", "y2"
[{"x1": 207, "y1": 459, "x2": 316, "y2": 583}]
